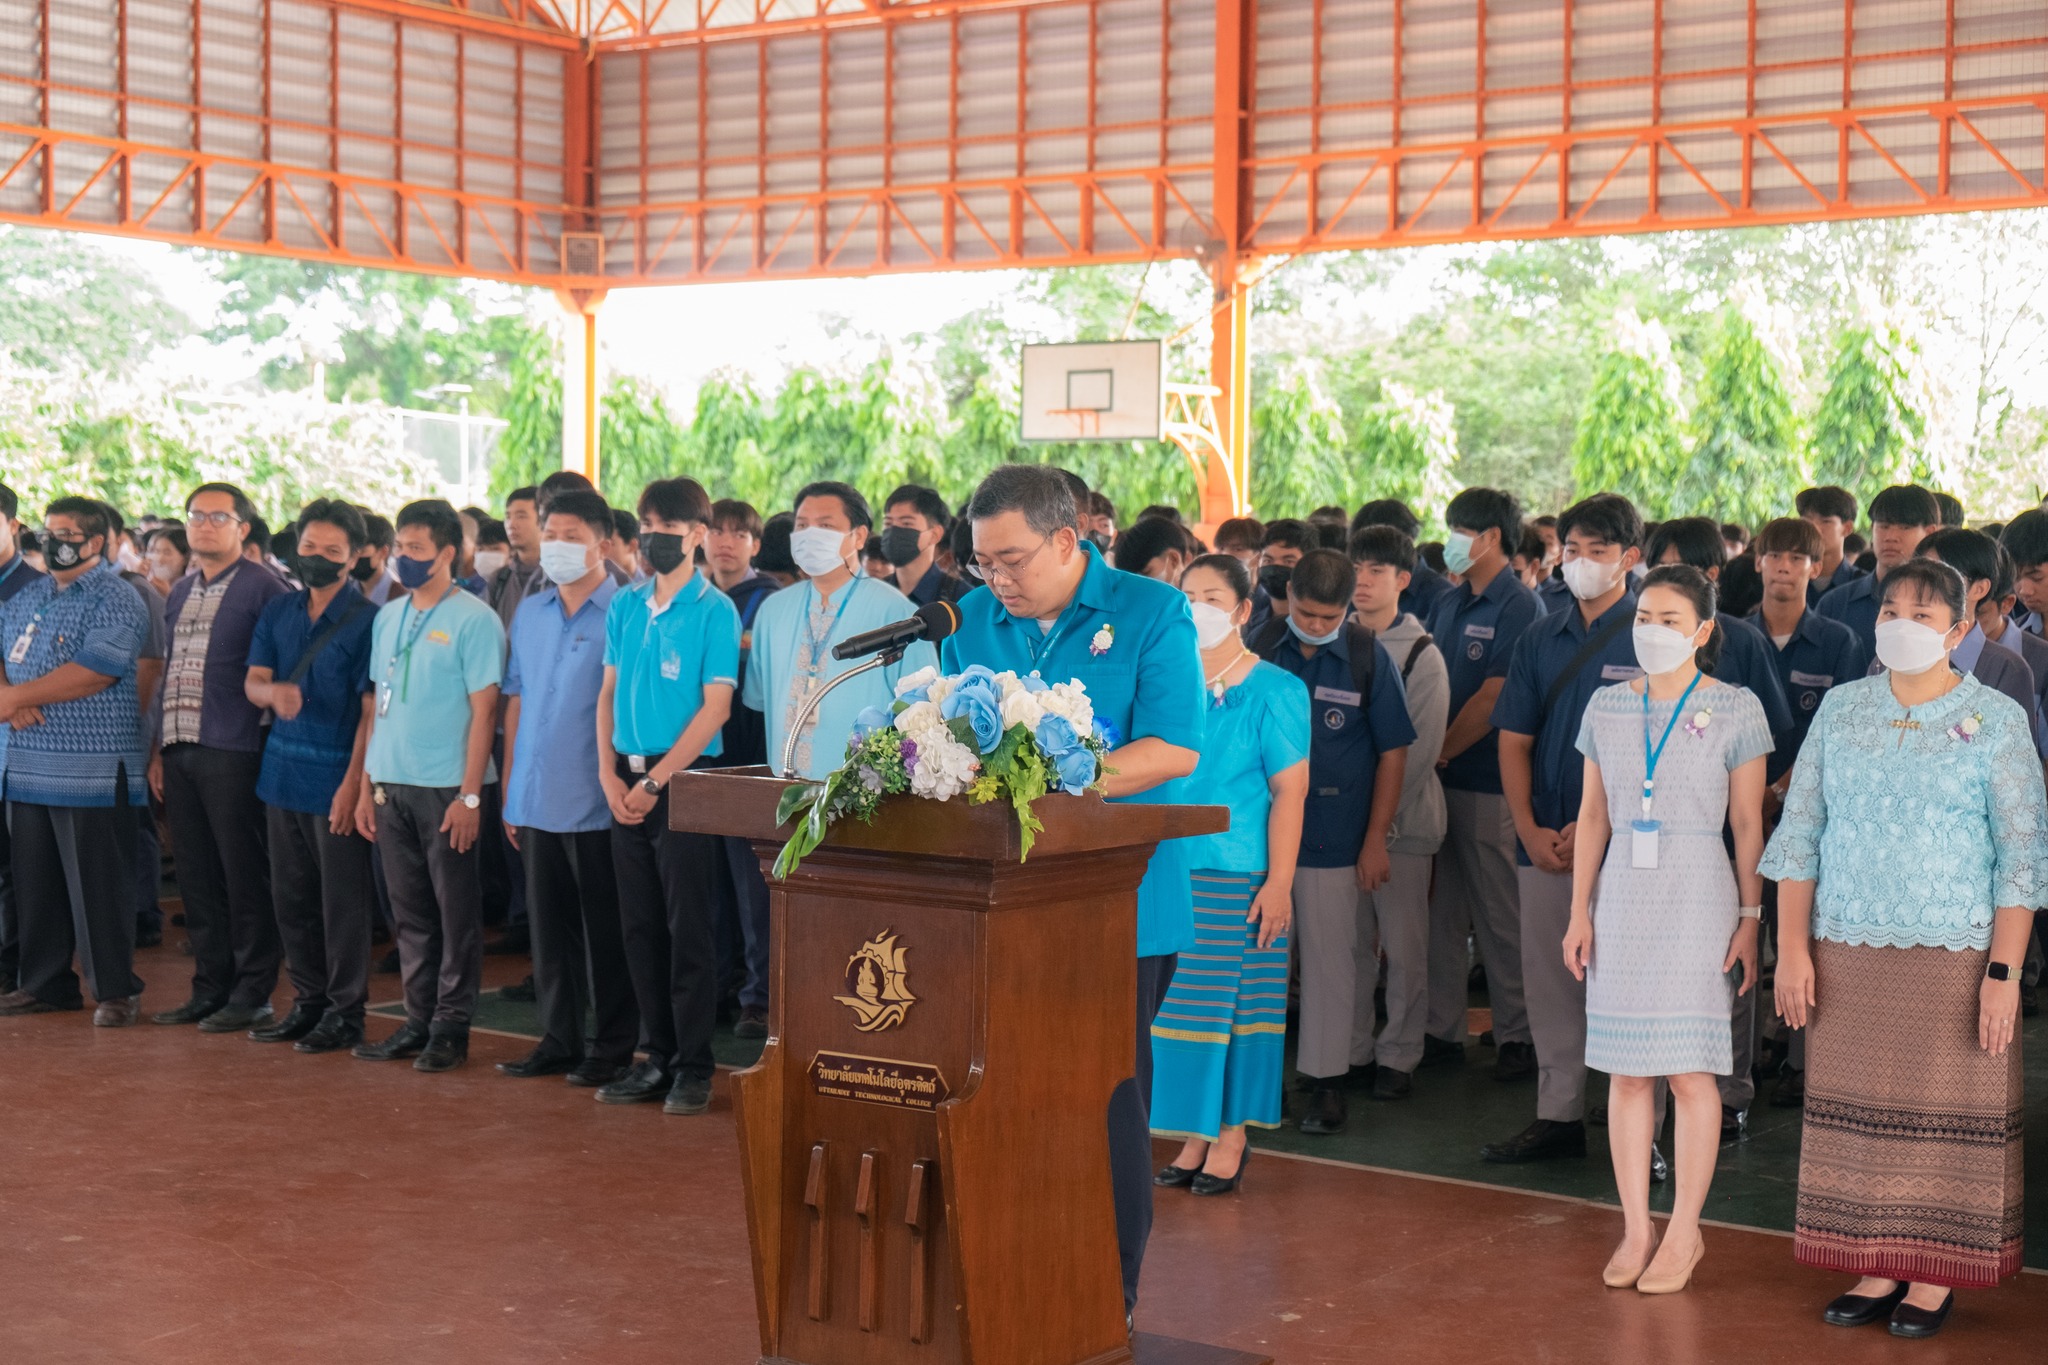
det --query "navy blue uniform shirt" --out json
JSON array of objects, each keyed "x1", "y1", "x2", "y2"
[
  {"x1": 1748, "y1": 604, "x2": 1867, "y2": 785},
  {"x1": 1815, "y1": 570, "x2": 1882, "y2": 659},
  {"x1": 1711, "y1": 613, "x2": 1795, "y2": 752},
  {"x1": 1401, "y1": 559, "x2": 1453, "y2": 624},
  {"x1": 1265, "y1": 627, "x2": 1417, "y2": 868},
  {"x1": 1426, "y1": 567, "x2": 1539, "y2": 795}
]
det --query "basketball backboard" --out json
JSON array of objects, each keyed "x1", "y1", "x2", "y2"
[{"x1": 1020, "y1": 340, "x2": 1165, "y2": 442}]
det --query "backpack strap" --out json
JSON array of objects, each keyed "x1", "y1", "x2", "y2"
[
  {"x1": 1344, "y1": 620, "x2": 1379, "y2": 701},
  {"x1": 1402, "y1": 633, "x2": 1434, "y2": 681},
  {"x1": 1247, "y1": 614, "x2": 1292, "y2": 661}
]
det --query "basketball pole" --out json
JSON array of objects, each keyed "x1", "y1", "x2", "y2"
[{"x1": 1204, "y1": 0, "x2": 1255, "y2": 530}]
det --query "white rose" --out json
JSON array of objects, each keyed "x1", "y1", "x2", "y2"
[
  {"x1": 997, "y1": 671, "x2": 1026, "y2": 699},
  {"x1": 895, "y1": 665, "x2": 939, "y2": 698},
  {"x1": 1000, "y1": 689, "x2": 1045, "y2": 733},
  {"x1": 927, "y1": 675, "x2": 956, "y2": 706},
  {"x1": 894, "y1": 700, "x2": 943, "y2": 737}
]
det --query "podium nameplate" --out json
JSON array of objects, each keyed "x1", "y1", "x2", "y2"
[{"x1": 806, "y1": 1051, "x2": 952, "y2": 1111}]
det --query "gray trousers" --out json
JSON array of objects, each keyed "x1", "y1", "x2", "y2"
[
  {"x1": 374, "y1": 782, "x2": 482, "y2": 1035},
  {"x1": 1428, "y1": 789, "x2": 1528, "y2": 1044},
  {"x1": 1294, "y1": 856, "x2": 1432, "y2": 1076},
  {"x1": 1721, "y1": 965, "x2": 1758, "y2": 1109},
  {"x1": 1517, "y1": 864, "x2": 1587, "y2": 1122}
]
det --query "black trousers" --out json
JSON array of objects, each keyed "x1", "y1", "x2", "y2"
[
  {"x1": 1109, "y1": 952, "x2": 1177, "y2": 1315},
  {"x1": 162, "y1": 744, "x2": 279, "y2": 1008},
  {"x1": 10, "y1": 798, "x2": 141, "y2": 1007},
  {"x1": 0, "y1": 803, "x2": 17, "y2": 990},
  {"x1": 375, "y1": 783, "x2": 482, "y2": 1036},
  {"x1": 609, "y1": 756, "x2": 722, "y2": 1082},
  {"x1": 524, "y1": 826, "x2": 637, "y2": 1064},
  {"x1": 267, "y1": 804, "x2": 375, "y2": 1024}
]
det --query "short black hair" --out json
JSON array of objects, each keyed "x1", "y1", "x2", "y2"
[
  {"x1": 1647, "y1": 516, "x2": 1727, "y2": 574},
  {"x1": 610, "y1": 508, "x2": 639, "y2": 544},
  {"x1": 794, "y1": 480, "x2": 872, "y2": 530},
  {"x1": 1796, "y1": 485, "x2": 1858, "y2": 523},
  {"x1": 1260, "y1": 518, "x2": 1316, "y2": 554},
  {"x1": 297, "y1": 497, "x2": 368, "y2": 551},
  {"x1": 1915, "y1": 527, "x2": 1999, "y2": 595},
  {"x1": 757, "y1": 512, "x2": 798, "y2": 575},
  {"x1": 1137, "y1": 503, "x2": 1187, "y2": 527},
  {"x1": 45, "y1": 496, "x2": 112, "y2": 543},
  {"x1": 1720, "y1": 522, "x2": 1750, "y2": 547},
  {"x1": 1867, "y1": 484, "x2": 1940, "y2": 529},
  {"x1": 1443, "y1": 487, "x2": 1522, "y2": 549},
  {"x1": 1288, "y1": 548, "x2": 1356, "y2": 608},
  {"x1": 542, "y1": 489, "x2": 614, "y2": 540},
  {"x1": 1352, "y1": 498, "x2": 1420, "y2": 539},
  {"x1": 0, "y1": 480, "x2": 16, "y2": 522},
  {"x1": 1349, "y1": 524, "x2": 1417, "y2": 573},
  {"x1": 885, "y1": 483, "x2": 951, "y2": 529},
  {"x1": 965, "y1": 465, "x2": 1076, "y2": 540},
  {"x1": 1214, "y1": 516, "x2": 1264, "y2": 554},
  {"x1": 186, "y1": 481, "x2": 259, "y2": 526},
  {"x1": 1112, "y1": 517, "x2": 1187, "y2": 575},
  {"x1": 1086, "y1": 490, "x2": 1116, "y2": 522},
  {"x1": 395, "y1": 498, "x2": 463, "y2": 552},
  {"x1": 1638, "y1": 563, "x2": 1724, "y2": 674},
  {"x1": 1881, "y1": 555, "x2": 1968, "y2": 625},
  {"x1": 538, "y1": 470, "x2": 596, "y2": 513},
  {"x1": 1933, "y1": 491, "x2": 1965, "y2": 528},
  {"x1": 1754, "y1": 516, "x2": 1821, "y2": 560},
  {"x1": 2000, "y1": 508, "x2": 2048, "y2": 570},
  {"x1": 637, "y1": 476, "x2": 713, "y2": 527},
  {"x1": 1054, "y1": 469, "x2": 1092, "y2": 523},
  {"x1": 1182, "y1": 552, "x2": 1252, "y2": 604},
  {"x1": 710, "y1": 498, "x2": 763, "y2": 539},
  {"x1": 474, "y1": 517, "x2": 508, "y2": 548},
  {"x1": 1557, "y1": 493, "x2": 1643, "y2": 551},
  {"x1": 247, "y1": 512, "x2": 271, "y2": 549},
  {"x1": 360, "y1": 510, "x2": 395, "y2": 551},
  {"x1": 270, "y1": 527, "x2": 298, "y2": 559},
  {"x1": 1844, "y1": 531, "x2": 1868, "y2": 559},
  {"x1": 506, "y1": 485, "x2": 539, "y2": 512}
]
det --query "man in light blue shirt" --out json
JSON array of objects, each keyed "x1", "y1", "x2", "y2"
[
  {"x1": 595, "y1": 477, "x2": 742, "y2": 1117},
  {"x1": 499, "y1": 489, "x2": 636, "y2": 1088},
  {"x1": 743, "y1": 481, "x2": 936, "y2": 779},
  {"x1": 939, "y1": 465, "x2": 1202, "y2": 1321},
  {"x1": 352, "y1": 499, "x2": 505, "y2": 1074}
]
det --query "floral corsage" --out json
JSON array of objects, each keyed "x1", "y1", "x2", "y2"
[
  {"x1": 1684, "y1": 706, "x2": 1713, "y2": 739},
  {"x1": 1949, "y1": 713, "x2": 1983, "y2": 744},
  {"x1": 1089, "y1": 624, "x2": 1115, "y2": 656}
]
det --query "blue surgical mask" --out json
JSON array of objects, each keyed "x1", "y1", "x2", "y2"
[
  {"x1": 394, "y1": 552, "x2": 438, "y2": 590},
  {"x1": 1288, "y1": 614, "x2": 1343, "y2": 647},
  {"x1": 1444, "y1": 530, "x2": 1476, "y2": 576}
]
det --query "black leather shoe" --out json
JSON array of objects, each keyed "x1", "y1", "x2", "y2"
[
  {"x1": 1298, "y1": 1082, "x2": 1348, "y2": 1135},
  {"x1": 1419, "y1": 1034, "x2": 1465, "y2": 1067},
  {"x1": 499, "y1": 974, "x2": 536, "y2": 1003},
  {"x1": 1153, "y1": 1161, "x2": 1202, "y2": 1188},
  {"x1": 374, "y1": 948, "x2": 400, "y2": 975},
  {"x1": 1771, "y1": 1063, "x2": 1805, "y2": 1107},
  {"x1": 150, "y1": 996, "x2": 224, "y2": 1026},
  {"x1": 1492, "y1": 1040, "x2": 1536, "y2": 1082},
  {"x1": 596, "y1": 1059, "x2": 672, "y2": 1104},
  {"x1": 199, "y1": 1003, "x2": 274, "y2": 1034},
  {"x1": 135, "y1": 926, "x2": 163, "y2": 949},
  {"x1": 414, "y1": 1033, "x2": 469, "y2": 1072},
  {"x1": 294, "y1": 1017, "x2": 364, "y2": 1054},
  {"x1": 352, "y1": 1021, "x2": 430, "y2": 1060},
  {"x1": 734, "y1": 1005, "x2": 769, "y2": 1040},
  {"x1": 1650, "y1": 1142, "x2": 1669, "y2": 1185},
  {"x1": 663, "y1": 1075, "x2": 713, "y2": 1114},
  {"x1": 1190, "y1": 1144, "x2": 1249, "y2": 1196},
  {"x1": 0, "y1": 988, "x2": 65, "y2": 1015},
  {"x1": 566, "y1": 1058, "x2": 630, "y2": 1088},
  {"x1": 1889, "y1": 1291, "x2": 1954, "y2": 1338},
  {"x1": 497, "y1": 1047, "x2": 575, "y2": 1078},
  {"x1": 1372, "y1": 1067, "x2": 1412, "y2": 1101},
  {"x1": 1721, "y1": 1105, "x2": 1749, "y2": 1144},
  {"x1": 1480, "y1": 1119, "x2": 1587, "y2": 1164},
  {"x1": 1823, "y1": 1281, "x2": 1908, "y2": 1327},
  {"x1": 250, "y1": 1005, "x2": 322, "y2": 1042}
]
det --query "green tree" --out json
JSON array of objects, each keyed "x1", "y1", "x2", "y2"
[
  {"x1": 1249, "y1": 365, "x2": 1348, "y2": 515},
  {"x1": 488, "y1": 328, "x2": 562, "y2": 502},
  {"x1": 1350, "y1": 381, "x2": 1462, "y2": 532},
  {"x1": 0, "y1": 226, "x2": 189, "y2": 373},
  {"x1": 1570, "y1": 308, "x2": 1688, "y2": 515},
  {"x1": 486, "y1": 329, "x2": 689, "y2": 507},
  {"x1": 1809, "y1": 322, "x2": 1929, "y2": 510},
  {"x1": 1675, "y1": 303, "x2": 1807, "y2": 529}
]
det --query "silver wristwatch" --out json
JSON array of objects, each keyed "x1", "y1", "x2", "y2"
[
  {"x1": 459, "y1": 792, "x2": 481, "y2": 810},
  {"x1": 639, "y1": 776, "x2": 662, "y2": 797}
]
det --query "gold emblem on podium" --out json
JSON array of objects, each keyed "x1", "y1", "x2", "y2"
[{"x1": 835, "y1": 930, "x2": 916, "y2": 1032}]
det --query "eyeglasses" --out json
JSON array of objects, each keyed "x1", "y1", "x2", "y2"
[
  {"x1": 187, "y1": 510, "x2": 244, "y2": 528},
  {"x1": 965, "y1": 537, "x2": 1053, "y2": 583}
]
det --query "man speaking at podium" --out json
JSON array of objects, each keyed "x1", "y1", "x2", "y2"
[{"x1": 940, "y1": 464, "x2": 1205, "y2": 1321}]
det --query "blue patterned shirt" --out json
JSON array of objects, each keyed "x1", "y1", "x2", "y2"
[{"x1": 0, "y1": 563, "x2": 148, "y2": 807}]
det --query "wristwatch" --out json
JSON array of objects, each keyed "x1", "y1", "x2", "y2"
[
  {"x1": 639, "y1": 775, "x2": 662, "y2": 797},
  {"x1": 459, "y1": 792, "x2": 481, "y2": 811},
  {"x1": 1987, "y1": 961, "x2": 2013, "y2": 982}
]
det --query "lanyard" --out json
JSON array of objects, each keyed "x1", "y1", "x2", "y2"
[
  {"x1": 1639, "y1": 671, "x2": 1702, "y2": 816},
  {"x1": 798, "y1": 577, "x2": 861, "y2": 670},
  {"x1": 1025, "y1": 595, "x2": 1087, "y2": 668},
  {"x1": 388, "y1": 594, "x2": 447, "y2": 704}
]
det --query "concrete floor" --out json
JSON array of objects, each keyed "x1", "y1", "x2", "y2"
[{"x1": 4, "y1": 941, "x2": 2045, "y2": 1364}]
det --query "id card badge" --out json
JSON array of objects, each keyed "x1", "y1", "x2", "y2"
[
  {"x1": 1631, "y1": 819, "x2": 1661, "y2": 869},
  {"x1": 6, "y1": 623, "x2": 31, "y2": 665},
  {"x1": 376, "y1": 681, "x2": 394, "y2": 717}
]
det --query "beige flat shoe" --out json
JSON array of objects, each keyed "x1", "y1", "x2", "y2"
[{"x1": 1636, "y1": 1233, "x2": 1705, "y2": 1294}]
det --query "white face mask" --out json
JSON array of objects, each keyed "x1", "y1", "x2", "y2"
[
  {"x1": 473, "y1": 549, "x2": 509, "y2": 578},
  {"x1": 115, "y1": 543, "x2": 144, "y2": 574},
  {"x1": 1874, "y1": 618, "x2": 1952, "y2": 675},
  {"x1": 538, "y1": 540, "x2": 593, "y2": 586},
  {"x1": 1632, "y1": 622, "x2": 1702, "y2": 676},
  {"x1": 1187, "y1": 599, "x2": 1240, "y2": 650},
  {"x1": 790, "y1": 525, "x2": 851, "y2": 578},
  {"x1": 1562, "y1": 556, "x2": 1622, "y2": 601}
]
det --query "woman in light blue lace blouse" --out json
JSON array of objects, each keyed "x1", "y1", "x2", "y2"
[{"x1": 1760, "y1": 558, "x2": 2048, "y2": 1340}]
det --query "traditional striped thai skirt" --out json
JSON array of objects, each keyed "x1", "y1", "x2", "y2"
[
  {"x1": 1147, "y1": 870, "x2": 1289, "y2": 1140},
  {"x1": 1796, "y1": 939, "x2": 2024, "y2": 1288}
]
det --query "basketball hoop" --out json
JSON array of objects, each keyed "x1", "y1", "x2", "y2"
[{"x1": 1045, "y1": 408, "x2": 1104, "y2": 440}]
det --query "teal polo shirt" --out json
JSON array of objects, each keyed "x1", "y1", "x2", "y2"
[
  {"x1": 940, "y1": 544, "x2": 1206, "y2": 957},
  {"x1": 604, "y1": 572, "x2": 741, "y2": 758},
  {"x1": 364, "y1": 586, "x2": 506, "y2": 789}
]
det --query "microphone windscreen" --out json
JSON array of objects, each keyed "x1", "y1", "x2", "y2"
[{"x1": 916, "y1": 598, "x2": 962, "y2": 642}]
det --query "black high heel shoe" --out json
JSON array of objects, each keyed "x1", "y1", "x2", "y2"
[
  {"x1": 1153, "y1": 1161, "x2": 1202, "y2": 1188},
  {"x1": 1191, "y1": 1142, "x2": 1250, "y2": 1196}
]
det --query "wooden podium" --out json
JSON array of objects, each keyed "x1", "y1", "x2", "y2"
[{"x1": 671, "y1": 768, "x2": 1267, "y2": 1365}]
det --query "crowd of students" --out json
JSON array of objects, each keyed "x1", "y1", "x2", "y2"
[{"x1": 1, "y1": 466, "x2": 2044, "y2": 1338}]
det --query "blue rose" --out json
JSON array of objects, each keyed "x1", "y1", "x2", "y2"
[
  {"x1": 895, "y1": 686, "x2": 929, "y2": 707},
  {"x1": 1020, "y1": 673, "x2": 1050, "y2": 693},
  {"x1": 852, "y1": 705, "x2": 892, "y2": 740},
  {"x1": 1092, "y1": 717, "x2": 1123, "y2": 750},
  {"x1": 1055, "y1": 743, "x2": 1097, "y2": 794},
  {"x1": 956, "y1": 664, "x2": 1000, "y2": 689},
  {"x1": 1034, "y1": 714, "x2": 1080, "y2": 757},
  {"x1": 941, "y1": 683, "x2": 1004, "y2": 753}
]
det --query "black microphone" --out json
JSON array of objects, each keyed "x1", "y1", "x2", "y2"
[{"x1": 832, "y1": 599, "x2": 962, "y2": 661}]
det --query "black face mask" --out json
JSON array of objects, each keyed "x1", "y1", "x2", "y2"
[
  {"x1": 1258, "y1": 563, "x2": 1292, "y2": 600},
  {"x1": 641, "y1": 532, "x2": 688, "y2": 576},
  {"x1": 294, "y1": 554, "x2": 346, "y2": 590},
  {"x1": 349, "y1": 556, "x2": 378, "y2": 582},
  {"x1": 45, "y1": 535, "x2": 98, "y2": 571},
  {"x1": 879, "y1": 525, "x2": 926, "y2": 567}
]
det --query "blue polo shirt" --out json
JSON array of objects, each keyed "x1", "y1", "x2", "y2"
[
  {"x1": 248, "y1": 583, "x2": 377, "y2": 815},
  {"x1": 505, "y1": 578, "x2": 617, "y2": 833},
  {"x1": 363, "y1": 587, "x2": 506, "y2": 790},
  {"x1": 0, "y1": 563, "x2": 148, "y2": 808},
  {"x1": 1265, "y1": 626, "x2": 1416, "y2": 868},
  {"x1": 605, "y1": 572, "x2": 741, "y2": 759},
  {"x1": 1806, "y1": 556, "x2": 1865, "y2": 607},
  {"x1": 1426, "y1": 568, "x2": 1539, "y2": 794},
  {"x1": 1491, "y1": 592, "x2": 1641, "y2": 860},
  {"x1": 940, "y1": 545, "x2": 1206, "y2": 958},
  {"x1": 0, "y1": 553, "x2": 47, "y2": 773},
  {"x1": 1815, "y1": 570, "x2": 1882, "y2": 658},
  {"x1": 1400, "y1": 559, "x2": 1454, "y2": 623},
  {"x1": 1711, "y1": 613, "x2": 1795, "y2": 751},
  {"x1": 1748, "y1": 604, "x2": 1866, "y2": 784}
]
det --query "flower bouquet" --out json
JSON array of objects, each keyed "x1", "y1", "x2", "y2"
[{"x1": 772, "y1": 664, "x2": 1116, "y2": 878}]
